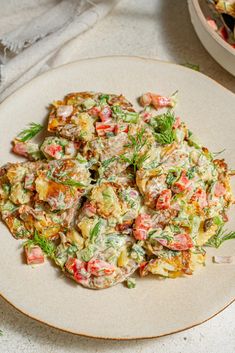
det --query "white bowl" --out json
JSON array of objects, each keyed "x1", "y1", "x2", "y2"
[{"x1": 188, "y1": 0, "x2": 235, "y2": 76}]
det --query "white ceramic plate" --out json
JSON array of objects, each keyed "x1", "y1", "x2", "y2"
[{"x1": 0, "y1": 56, "x2": 234, "y2": 340}]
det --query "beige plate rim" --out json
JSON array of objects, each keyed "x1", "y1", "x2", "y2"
[
  {"x1": 0, "y1": 291, "x2": 234, "y2": 341},
  {"x1": 0, "y1": 56, "x2": 234, "y2": 340},
  {"x1": 1, "y1": 55, "x2": 235, "y2": 108}
]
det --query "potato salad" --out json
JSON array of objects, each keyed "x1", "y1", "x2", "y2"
[{"x1": 0, "y1": 91, "x2": 234, "y2": 289}]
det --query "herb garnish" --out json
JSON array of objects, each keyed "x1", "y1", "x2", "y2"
[
  {"x1": 182, "y1": 63, "x2": 200, "y2": 71},
  {"x1": 46, "y1": 168, "x2": 86, "y2": 188},
  {"x1": 206, "y1": 227, "x2": 235, "y2": 248},
  {"x1": 60, "y1": 179, "x2": 86, "y2": 188},
  {"x1": 17, "y1": 123, "x2": 43, "y2": 142},
  {"x1": 166, "y1": 168, "x2": 181, "y2": 186},
  {"x1": 99, "y1": 94, "x2": 110, "y2": 105},
  {"x1": 24, "y1": 231, "x2": 55, "y2": 257},
  {"x1": 186, "y1": 166, "x2": 196, "y2": 179},
  {"x1": 151, "y1": 110, "x2": 176, "y2": 145},
  {"x1": 212, "y1": 149, "x2": 226, "y2": 157},
  {"x1": 80, "y1": 245, "x2": 94, "y2": 262},
  {"x1": 120, "y1": 128, "x2": 149, "y2": 172},
  {"x1": 126, "y1": 278, "x2": 136, "y2": 289},
  {"x1": 102, "y1": 157, "x2": 117, "y2": 169},
  {"x1": 90, "y1": 220, "x2": 102, "y2": 243}
]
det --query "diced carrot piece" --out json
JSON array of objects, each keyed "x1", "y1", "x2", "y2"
[
  {"x1": 87, "y1": 258, "x2": 115, "y2": 276},
  {"x1": 12, "y1": 141, "x2": 28, "y2": 158},
  {"x1": 157, "y1": 233, "x2": 193, "y2": 251},
  {"x1": 156, "y1": 189, "x2": 172, "y2": 210},
  {"x1": 133, "y1": 214, "x2": 152, "y2": 240},
  {"x1": 65, "y1": 258, "x2": 90, "y2": 282},
  {"x1": 99, "y1": 106, "x2": 112, "y2": 122},
  {"x1": 173, "y1": 117, "x2": 181, "y2": 129},
  {"x1": 151, "y1": 94, "x2": 175, "y2": 110},
  {"x1": 25, "y1": 245, "x2": 44, "y2": 265},
  {"x1": 114, "y1": 123, "x2": 129, "y2": 134},
  {"x1": 44, "y1": 144, "x2": 63, "y2": 158},
  {"x1": 139, "y1": 261, "x2": 149, "y2": 277},
  {"x1": 88, "y1": 106, "x2": 101, "y2": 117},
  {"x1": 214, "y1": 182, "x2": 226, "y2": 197},
  {"x1": 191, "y1": 188, "x2": 207, "y2": 208},
  {"x1": 83, "y1": 202, "x2": 97, "y2": 217},
  {"x1": 172, "y1": 171, "x2": 190, "y2": 193},
  {"x1": 95, "y1": 122, "x2": 116, "y2": 136}
]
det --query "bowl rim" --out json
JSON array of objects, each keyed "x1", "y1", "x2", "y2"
[{"x1": 190, "y1": 0, "x2": 235, "y2": 56}]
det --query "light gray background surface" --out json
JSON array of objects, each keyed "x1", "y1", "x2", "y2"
[{"x1": 1, "y1": 0, "x2": 235, "y2": 352}]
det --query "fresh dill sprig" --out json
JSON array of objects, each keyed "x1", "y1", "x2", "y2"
[
  {"x1": 212, "y1": 148, "x2": 226, "y2": 157},
  {"x1": 16, "y1": 123, "x2": 43, "y2": 142},
  {"x1": 24, "y1": 231, "x2": 55, "y2": 258},
  {"x1": 186, "y1": 166, "x2": 197, "y2": 179},
  {"x1": 102, "y1": 157, "x2": 117, "y2": 169},
  {"x1": 120, "y1": 128, "x2": 149, "y2": 172},
  {"x1": 151, "y1": 110, "x2": 176, "y2": 145},
  {"x1": 124, "y1": 128, "x2": 147, "y2": 150},
  {"x1": 46, "y1": 169, "x2": 86, "y2": 188},
  {"x1": 0, "y1": 330, "x2": 3, "y2": 336},
  {"x1": 206, "y1": 226, "x2": 235, "y2": 248},
  {"x1": 136, "y1": 153, "x2": 150, "y2": 169}
]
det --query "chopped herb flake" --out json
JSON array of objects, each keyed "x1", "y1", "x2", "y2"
[
  {"x1": 151, "y1": 111, "x2": 176, "y2": 145},
  {"x1": 17, "y1": 123, "x2": 43, "y2": 142},
  {"x1": 126, "y1": 277, "x2": 136, "y2": 289},
  {"x1": 206, "y1": 227, "x2": 235, "y2": 248},
  {"x1": 182, "y1": 63, "x2": 200, "y2": 71},
  {"x1": 24, "y1": 231, "x2": 55, "y2": 258},
  {"x1": 90, "y1": 220, "x2": 102, "y2": 243}
]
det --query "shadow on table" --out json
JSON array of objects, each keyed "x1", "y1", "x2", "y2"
[
  {"x1": 0, "y1": 296, "x2": 170, "y2": 351},
  {"x1": 156, "y1": 0, "x2": 235, "y2": 93},
  {"x1": 110, "y1": 0, "x2": 234, "y2": 93}
]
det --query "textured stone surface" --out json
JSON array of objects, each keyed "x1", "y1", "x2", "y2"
[{"x1": 1, "y1": 0, "x2": 235, "y2": 351}]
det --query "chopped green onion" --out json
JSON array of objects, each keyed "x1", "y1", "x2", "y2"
[
  {"x1": 80, "y1": 245, "x2": 95, "y2": 262},
  {"x1": 186, "y1": 166, "x2": 196, "y2": 179},
  {"x1": 82, "y1": 98, "x2": 96, "y2": 109},
  {"x1": 126, "y1": 278, "x2": 136, "y2": 289},
  {"x1": 90, "y1": 220, "x2": 102, "y2": 243},
  {"x1": 99, "y1": 94, "x2": 110, "y2": 105},
  {"x1": 60, "y1": 179, "x2": 86, "y2": 188},
  {"x1": 182, "y1": 63, "x2": 200, "y2": 71},
  {"x1": 122, "y1": 112, "x2": 139, "y2": 123}
]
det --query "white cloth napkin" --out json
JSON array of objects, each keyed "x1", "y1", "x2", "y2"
[
  {"x1": 0, "y1": 0, "x2": 83, "y2": 54},
  {"x1": 0, "y1": 0, "x2": 119, "y2": 102}
]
